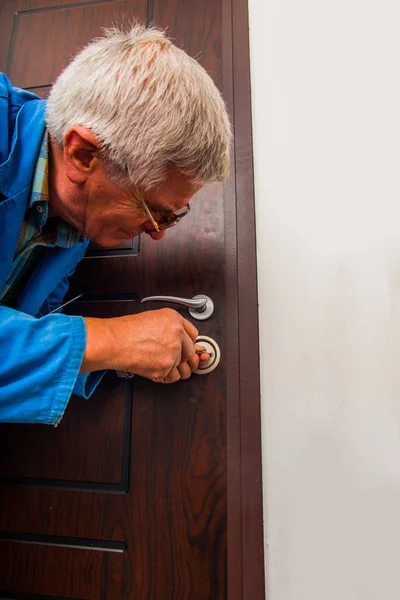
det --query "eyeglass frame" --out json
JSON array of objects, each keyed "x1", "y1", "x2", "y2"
[{"x1": 132, "y1": 182, "x2": 190, "y2": 233}]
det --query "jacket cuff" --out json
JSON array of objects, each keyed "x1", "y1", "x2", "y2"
[
  {"x1": 49, "y1": 315, "x2": 87, "y2": 425},
  {"x1": 73, "y1": 371, "x2": 107, "y2": 399}
]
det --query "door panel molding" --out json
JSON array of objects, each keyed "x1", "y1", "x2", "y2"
[
  {"x1": 0, "y1": 532, "x2": 126, "y2": 552},
  {"x1": 0, "y1": 541, "x2": 124, "y2": 597},
  {"x1": 7, "y1": 0, "x2": 147, "y2": 87},
  {"x1": 0, "y1": 378, "x2": 133, "y2": 493},
  {"x1": 0, "y1": 594, "x2": 85, "y2": 600}
]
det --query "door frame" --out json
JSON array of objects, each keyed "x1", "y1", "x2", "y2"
[{"x1": 224, "y1": 0, "x2": 265, "y2": 598}]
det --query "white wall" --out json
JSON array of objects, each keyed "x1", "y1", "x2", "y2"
[{"x1": 249, "y1": 1, "x2": 400, "y2": 599}]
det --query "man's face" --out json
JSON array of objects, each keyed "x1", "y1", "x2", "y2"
[
  {"x1": 82, "y1": 167, "x2": 202, "y2": 247},
  {"x1": 50, "y1": 128, "x2": 202, "y2": 246}
]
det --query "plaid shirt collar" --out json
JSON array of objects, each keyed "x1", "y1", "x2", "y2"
[{"x1": 28, "y1": 133, "x2": 82, "y2": 249}]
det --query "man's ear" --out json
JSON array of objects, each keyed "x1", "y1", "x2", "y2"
[{"x1": 63, "y1": 127, "x2": 102, "y2": 184}]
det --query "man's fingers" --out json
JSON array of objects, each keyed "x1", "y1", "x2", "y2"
[
  {"x1": 187, "y1": 354, "x2": 200, "y2": 372},
  {"x1": 163, "y1": 367, "x2": 181, "y2": 384},
  {"x1": 160, "y1": 348, "x2": 211, "y2": 384},
  {"x1": 182, "y1": 318, "x2": 199, "y2": 343},
  {"x1": 179, "y1": 348, "x2": 210, "y2": 380},
  {"x1": 181, "y1": 331, "x2": 196, "y2": 362},
  {"x1": 178, "y1": 361, "x2": 192, "y2": 380}
]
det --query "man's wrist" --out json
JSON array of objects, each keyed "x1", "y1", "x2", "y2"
[{"x1": 80, "y1": 317, "x2": 118, "y2": 373}]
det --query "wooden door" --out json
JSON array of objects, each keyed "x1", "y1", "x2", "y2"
[{"x1": 0, "y1": 1, "x2": 264, "y2": 598}]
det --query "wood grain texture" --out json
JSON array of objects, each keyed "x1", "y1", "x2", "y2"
[
  {"x1": 0, "y1": 2, "x2": 17, "y2": 72},
  {"x1": 0, "y1": 592, "x2": 86, "y2": 600},
  {"x1": 0, "y1": 0, "x2": 146, "y2": 74},
  {"x1": 0, "y1": 373, "x2": 127, "y2": 485},
  {"x1": 72, "y1": 295, "x2": 227, "y2": 598},
  {"x1": 7, "y1": 0, "x2": 147, "y2": 87},
  {"x1": 153, "y1": 0, "x2": 222, "y2": 90},
  {"x1": 121, "y1": 376, "x2": 227, "y2": 599},
  {"x1": 0, "y1": 541, "x2": 123, "y2": 599}
]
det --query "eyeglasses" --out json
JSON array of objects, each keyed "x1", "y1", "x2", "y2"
[{"x1": 132, "y1": 182, "x2": 190, "y2": 233}]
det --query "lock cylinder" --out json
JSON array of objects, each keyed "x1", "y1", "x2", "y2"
[{"x1": 194, "y1": 336, "x2": 221, "y2": 374}]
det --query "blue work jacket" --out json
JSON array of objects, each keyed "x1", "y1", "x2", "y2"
[{"x1": 0, "y1": 74, "x2": 103, "y2": 424}]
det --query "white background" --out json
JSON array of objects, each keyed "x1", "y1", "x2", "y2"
[{"x1": 248, "y1": 1, "x2": 400, "y2": 598}]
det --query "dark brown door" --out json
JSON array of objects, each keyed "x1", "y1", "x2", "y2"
[{"x1": 0, "y1": 1, "x2": 264, "y2": 598}]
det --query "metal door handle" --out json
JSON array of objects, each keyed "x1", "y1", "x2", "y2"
[{"x1": 141, "y1": 294, "x2": 214, "y2": 321}]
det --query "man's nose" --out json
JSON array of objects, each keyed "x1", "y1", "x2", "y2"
[{"x1": 148, "y1": 230, "x2": 166, "y2": 241}]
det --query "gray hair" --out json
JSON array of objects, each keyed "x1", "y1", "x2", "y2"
[{"x1": 46, "y1": 23, "x2": 232, "y2": 190}]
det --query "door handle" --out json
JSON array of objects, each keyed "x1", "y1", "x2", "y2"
[{"x1": 141, "y1": 294, "x2": 214, "y2": 321}]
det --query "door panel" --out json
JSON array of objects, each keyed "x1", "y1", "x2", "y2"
[
  {"x1": 7, "y1": 0, "x2": 146, "y2": 88},
  {"x1": 0, "y1": 540, "x2": 123, "y2": 599},
  {"x1": 0, "y1": 374, "x2": 130, "y2": 488},
  {"x1": 152, "y1": 0, "x2": 222, "y2": 88},
  {"x1": 0, "y1": 0, "x2": 264, "y2": 598}
]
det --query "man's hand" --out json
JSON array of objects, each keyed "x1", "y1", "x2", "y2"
[
  {"x1": 80, "y1": 308, "x2": 209, "y2": 383},
  {"x1": 154, "y1": 343, "x2": 208, "y2": 383}
]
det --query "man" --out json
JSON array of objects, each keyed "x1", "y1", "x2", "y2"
[{"x1": 0, "y1": 24, "x2": 231, "y2": 424}]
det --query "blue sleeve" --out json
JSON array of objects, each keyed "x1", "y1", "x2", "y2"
[
  {"x1": 0, "y1": 306, "x2": 102, "y2": 424},
  {"x1": 73, "y1": 371, "x2": 106, "y2": 398},
  {"x1": 36, "y1": 240, "x2": 107, "y2": 398}
]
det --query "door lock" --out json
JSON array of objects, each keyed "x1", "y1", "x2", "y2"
[
  {"x1": 194, "y1": 336, "x2": 221, "y2": 374},
  {"x1": 141, "y1": 294, "x2": 214, "y2": 321},
  {"x1": 117, "y1": 335, "x2": 220, "y2": 378}
]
